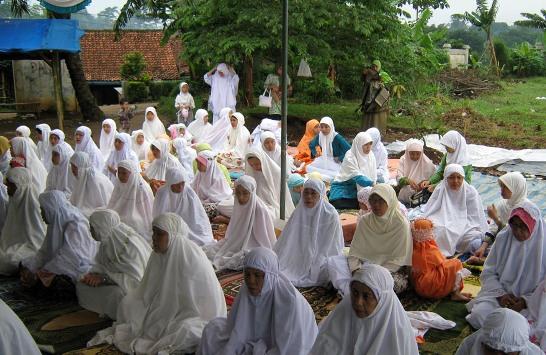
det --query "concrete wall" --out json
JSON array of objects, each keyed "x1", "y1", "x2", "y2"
[
  {"x1": 443, "y1": 44, "x2": 470, "y2": 69},
  {"x1": 13, "y1": 60, "x2": 78, "y2": 112}
]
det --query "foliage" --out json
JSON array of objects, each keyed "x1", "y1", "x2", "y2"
[
  {"x1": 510, "y1": 42, "x2": 545, "y2": 77},
  {"x1": 515, "y1": 9, "x2": 546, "y2": 30},
  {"x1": 120, "y1": 52, "x2": 147, "y2": 81},
  {"x1": 293, "y1": 76, "x2": 337, "y2": 104},
  {"x1": 397, "y1": 0, "x2": 449, "y2": 19},
  {"x1": 493, "y1": 39, "x2": 510, "y2": 71},
  {"x1": 124, "y1": 81, "x2": 149, "y2": 102},
  {"x1": 149, "y1": 80, "x2": 180, "y2": 100}
]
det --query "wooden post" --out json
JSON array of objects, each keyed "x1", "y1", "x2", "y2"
[{"x1": 51, "y1": 52, "x2": 65, "y2": 130}]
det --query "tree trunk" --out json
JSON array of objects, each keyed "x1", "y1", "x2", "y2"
[
  {"x1": 243, "y1": 55, "x2": 254, "y2": 107},
  {"x1": 487, "y1": 30, "x2": 499, "y2": 76}
]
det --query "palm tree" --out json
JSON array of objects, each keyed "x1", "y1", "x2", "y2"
[
  {"x1": 515, "y1": 9, "x2": 546, "y2": 30},
  {"x1": 454, "y1": 0, "x2": 500, "y2": 76},
  {"x1": 9, "y1": 0, "x2": 103, "y2": 121}
]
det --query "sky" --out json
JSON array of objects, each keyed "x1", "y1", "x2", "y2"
[{"x1": 85, "y1": 0, "x2": 545, "y2": 25}]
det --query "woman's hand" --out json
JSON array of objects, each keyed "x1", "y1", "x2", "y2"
[
  {"x1": 108, "y1": 166, "x2": 117, "y2": 175},
  {"x1": 420, "y1": 180, "x2": 430, "y2": 189},
  {"x1": 20, "y1": 267, "x2": 37, "y2": 288},
  {"x1": 408, "y1": 179, "x2": 420, "y2": 191},
  {"x1": 474, "y1": 242, "x2": 488, "y2": 258},
  {"x1": 81, "y1": 273, "x2": 104, "y2": 287}
]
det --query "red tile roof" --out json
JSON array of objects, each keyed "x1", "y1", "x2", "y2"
[{"x1": 80, "y1": 30, "x2": 189, "y2": 81}]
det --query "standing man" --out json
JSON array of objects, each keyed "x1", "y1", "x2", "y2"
[{"x1": 204, "y1": 63, "x2": 239, "y2": 124}]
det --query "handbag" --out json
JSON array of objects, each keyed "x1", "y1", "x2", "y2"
[
  {"x1": 409, "y1": 188, "x2": 432, "y2": 208},
  {"x1": 259, "y1": 89, "x2": 272, "y2": 108}
]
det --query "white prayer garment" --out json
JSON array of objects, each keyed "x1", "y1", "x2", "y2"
[
  {"x1": 204, "y1": 176, "x2": 276, "y2": 271},
  {"x1": 440, "y1": 130, "x2": 469, "y2": 165},
  {"x1": 275, "y1": 178, "x2": 344, "y2": 287},
  {"x1": 70, "y1": 152, "x2": 114, "y2": 218},
  {"x1": 260, "y1": 130, "x2": 294, "y2": 171},
  {"x1": 77, "y1": 209, "x2": 151, "y2": 320},
  {"x1": 192, "y1": 150, "x2": 232, "y2": 203},
  {"x1": 45, "y1": 143, "x2": 74, "y2": 197},
  {"x1": 142, "y1": 106, "x2": 166, "y2": 143},
  {"x1": 366, "y1": 127, "x2": 390, "y2": 183},
  {"x1": 0, "y1": 299, "x2": 41, "y2": 355},
  {"x1": 423, "y1": 164, "x2": 488, "y2": 256},
  {"x1": 35, "y1": 123, "x2": 52, "y2": 167},
  {"x1": 75, "y1": 126, "x2": 104, "y2": 172},
  {"x1": 10, "y1": 136, "x2": 48, "y2": 193},
  {"x1": 187, "y1": 109, "x2": 213, "y2": 142},
  {"x1": 0, "y1": 172, "x2": 7, "y2": 232},
  {"x1": 334, "y1": 131, "x2": 377, "y2": 184},
  {"x1": 104, "y1": 132, "x2": 139, "y2": 183},
  {"x1": 456, "y1": 308, "x2": 542, "y2": 355},
  {"x1": 153, "y1": 167, "x2": 214, "y2": 246},
  {"x1": 523, "y1": 277, "x2": 546, "y2": 352},
  {"x1": 172, "y1": 137, "x2": 196, "y2": 180},
  {"x1": 15, "y1": 125, "x2": 38, "y2": 154},
  {"x1": 309, "y1": 264, "x2": 419, "y2": 355},
  {"x1": 0, "y1": 168, "x2": 45, "y2": 275},
  {"x1": 107, "y1": 160, "x2": 154, "y2": 242},
  {"x1": 22, "y1": 190, "x2": 98, "y2": 282},
  {"x1": 204, "y1": 63, "x2": 239, "y2": 123},
  {"x1": 145, "y1": 139, "x2": 182, "y2": 181},
  {"x1": 396, "y1": 139, "x2": 436, "y2": 203},
  {"x1": 49, "y1": 129, "x2": 75, "y2": 157},
  {"x1": 88, "y1": 213, "x2": 227, "y2": 354},
  {"x1": 130, "y1": 129, "x2": 150, "y2": 161},
  {"x1": 202, "y1": 107, "x2": 233, "y2": 152},
  {"x1": 198, "y1": 247, "x2": 318, "y2": 355},
  {"x1": 244, "y1": 147, "x2": 295, "y2": 219},
  {"x1": 100, "y1": 118, "x2": 117, "y2": 161},
  {"x1": 466, "y1": 201, "x2": 546, "y2": 329},
  {"x1": 495, "y1": 171, "x2": 528, "y2": 224},
  {"x1": 306, "y1": 116, "x2": 342, "y2": 182}
]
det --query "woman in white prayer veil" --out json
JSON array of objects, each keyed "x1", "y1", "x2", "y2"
[
  {"x1": 153, "y1": 167, "x2": 214, "y2": 246},
  {"x1": 198, "y1": 247, "x2": 318, "y2": 355},
  {"x1": 172, "y1": 137, "x2": 196, "y2": 180},
  {"x1": 104, "y1": 132, "x2": 139, "y2": 183},
  {"x1": 204, "y1": 63, "x2": 239, "y2": 123},
  {"x1": 49, "y1": 129, "x2": 74, "y2": 156},
  {"x1": 21, "y1": 190, "x2": 98, "y2": 286},
  {"x1": 203, "y1": 175, "x2": 276, "y2": 271},
  {"x1": 35, "y1": 123, "x2": 51, "y2": 166},
  {"x1": 88, "y1": 213, "x2": 227, "y2": 354},
  {"x1": 70, "y1": 152, "x2": 114, "y2": 218},
  {"x1": 456, "y1": 308, "x2": 542, "y2": 355},
  {"x1": 202, "y1": 107, "x2": 233, "y2": 152},
  {"x1": 45, "y1": 143, "x2": 74, "y2": 197},
  {"x1": 77, "y1": 209, "x2": 151, "y2": 320},
  {"x1": 15, "y1": 125, "x2": 38, "y2": 154},
  {"x1": 187, "y1": 109, "x2": 213, "y2": 142},
  {"x1": 310, "y1": 264, "x2": 419, "y2": 355},
  {"x1": 99, "y1": 119, "x2": 117, "y2": 161},
  {"x1": 0, "y1": 168, "x2": 46, "y2": 275},
  {"x1": 275, "y1": 178, "x2": 344, "y2": 287},
  {"x1": 10, "y1": 136, "x2": 48, "y2": 193},
  {"x1": 108, "y1": 160, "x2": 154, "y2": 243},
  {"x1": 260, "y1": 130, "x2": 294, "y2": 171},
  {"x1": 366, "y1": 127, "x2": 390, "y2": 183},
  {"x1": 144, "y1": 138, "x2": 182, "y2": 189},
  {"x1": 245, "y1": 147, "x2": 295, "y2": 220},
  {"x1": 75, "y1": 126, "x2": 104, "y2": 172},
  {"x1": 130, "y1": 130, "x2": 150, "y2": 162},
  {"x1": 217, "y1": 110, "x2": 250, "y2": 170},
  {"x1": 0, "y1": 299, "x2": 41, "y2": 355},
  {"x1": 142, "y1": 106, "x2": 166, "y2": 143},
  {"x1": 0, "y1": 172, "x2": 8, "y2": 233}
]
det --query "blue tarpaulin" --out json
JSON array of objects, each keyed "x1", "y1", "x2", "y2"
[{"x1": 0, "y1": 19, "x2": 84, "y2": 54}]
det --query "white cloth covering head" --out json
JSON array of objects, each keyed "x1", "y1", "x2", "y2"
[
  {"x1": 145, "y1": 139, "x2": 182, "y2": 181},
  {"x1": 440, "y1": 130, "x2": 469, "y2": 166},
  {"x1": 70, "y1": 151, "x2": 114, "y2": 217},
  {"x1": 208, "y1": 175, "x2": 276, "y2": 270},
  {"x1": 398, "y1": 139, "x2": 436, "y2": 184},
  {"x1": 203, "y1": 107, "x2": 234, "y2": 152},
  {"x1": 224, "y1": 111, "x2": 250, "y2": 156},
  {"x1": 104, "y1": 132, "x2": 139, "y2": 182},
  {"x1": 23, "y1": 190, "x2": 97, "y2": 281},
  {"x1": 88, "y1": 213, "x2": 226, "y2": 354},
  {"x1": 130, "y1": 129, "x2": 149, "y2": 161},
  {"x1": 0, "y1": 299, "x2": 41, "y2": 355},
  {"x1": 205, "y1": 63, "x2": 238, "y2": 121},
  {"x1": 49, "y1": 129, "x2": 74, "y2": 157},
  {"x1": 309, "y1": 264, "x2": 419, "y2": 355},
  {"x1": 75, "y1": 126, "x2": 103, "y2": 172},
  {"x1": 0, "y1": 168, "x2": 46, "y2": 275},
  {"x1": 335, "y1": 132, "x2": 376, "y2": 183},
  {"x1": 153, "y1": 167, "x2": 213, "y2": 246},
  {"x1": 198, "y1": 247, "x2": 318, "y2": 355},
  {"x1": 100, "y1": 118, "x2": 117, "y2": 160},
  {"x1": 46, "y1": 143, "x2": 73, "y2": 196},
  {"x1": 496, "y1": 171, "x2": 528, "y2": 224},
  {"x1": 349, "y1": 183, "x2": 412, "y2": 268},
  {"x1": 423, "y1": 164, "x2": 488, "y2": 256},
  {"x1": 107, "y1": 159, "x2": 154, "y2": 242},
  {"x1": 244, "y1": 147, "x2": 295, "y2": 219},
  {"x1": 172, "y1": 137, "x2": 196, "y2": 180},
  {"x1": 142, "y1": 107, "x2": 166, "y2": 142},
  {"x1": 36, "y1": 123, "x2": 52, "y2": 168},
  {"x1": 365, "y1": 127, "x2": 390, "y2": 182},
  {"x1": 467, "y1": 200, "x2": 546, "y2": 328},
  {"x1": 187, "y1": 109, "x2": 212, "y2": 141},
  {"x1": 10, "y1": 136, "x2": 48, "y2": 193},
  {"x1": 318, "y1": 116, "x2": 338, "y2": 158},
  {"x1": 16, "y1": 125, "x2": 38, "y2": 153},
  {"x1": 89, "y1": 209, "x2": 151, "y2": 293},
  {"x1": 259, "y1": 130, "x2": 293, "y2": 169},
  {"x1": 192, "y1": 150, "x2": 232, "y2": 203},
  {"x1": 456, "y1": 308, "x2": 542, "y2": 355},
  {"x1": 177, "y1": 123, "x2": 193, "y2": 144},
  {"x1": 275, "y1": 178, "x2": 344, "y2": 286}
]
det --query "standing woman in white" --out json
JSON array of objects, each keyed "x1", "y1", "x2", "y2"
[{"x1": 204, "y1": 63, "x2": 239, "y2": 123}]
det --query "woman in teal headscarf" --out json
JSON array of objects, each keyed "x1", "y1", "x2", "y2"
[{"x1": 287, "y1": 174, "x2": 305, "y2": 206}]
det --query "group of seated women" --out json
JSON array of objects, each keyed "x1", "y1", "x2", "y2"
[{"x1": 0, "y1": 110, "x2": 545, "y2": 355}]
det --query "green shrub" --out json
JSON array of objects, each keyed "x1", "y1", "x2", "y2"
[
  {"x1": 149, "y1": 80, "x2": 180, "y2": 100},
  {"x1": 120, "y1": 52, "x2": 147, "y2": 81},
  {"x1": 125, "y1": 81, "x2": 149, "y2": 103},
  {"x1": 493, "y1": 39, "x2": 511, "y2": 71},
  {"x1": 157, "y1": 96, "x2": 177, "y2": 121},
  {"x1": 510, "y1": 42, "x2": 545, "y2": 77},
  {"x1": 293, "y1": 75, "x2": 338, "y2": 104}
]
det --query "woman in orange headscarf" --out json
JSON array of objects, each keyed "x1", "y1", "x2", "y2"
[{"x1": 294, "y1": 119, "x2": 320, "y2": 165}]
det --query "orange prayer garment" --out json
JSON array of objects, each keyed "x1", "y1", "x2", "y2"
[
  {"x1": 411, "y1": 219, "x2": 463, "y2": 299},
  {"x1": 294, "y1": 119, "x2": 320, "y2": 164}
]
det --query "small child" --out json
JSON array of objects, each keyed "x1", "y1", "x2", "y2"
[
  {"x1": 411, "y1": 218, "x2": 472, "y2": 301},
  {"x1": 118, "y1": 98, "x2": 134, "y2": 133},
  {"x1": 175, "y1": 82, "x2": 195, "y2": 125}
]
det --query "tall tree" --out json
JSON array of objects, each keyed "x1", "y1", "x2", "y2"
[
  {"x1": 398, "y1": 0, "x2": 449, "y2": 20},
  {"x1": 454, "y1": 0, "x2": 500, "y2": 75},
  {"x1": 9, "y1": 0, "x2": 104, "y2": 121},
  {"x1": 515, "y1": 9, "x2": 546, "y2": 30}
]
